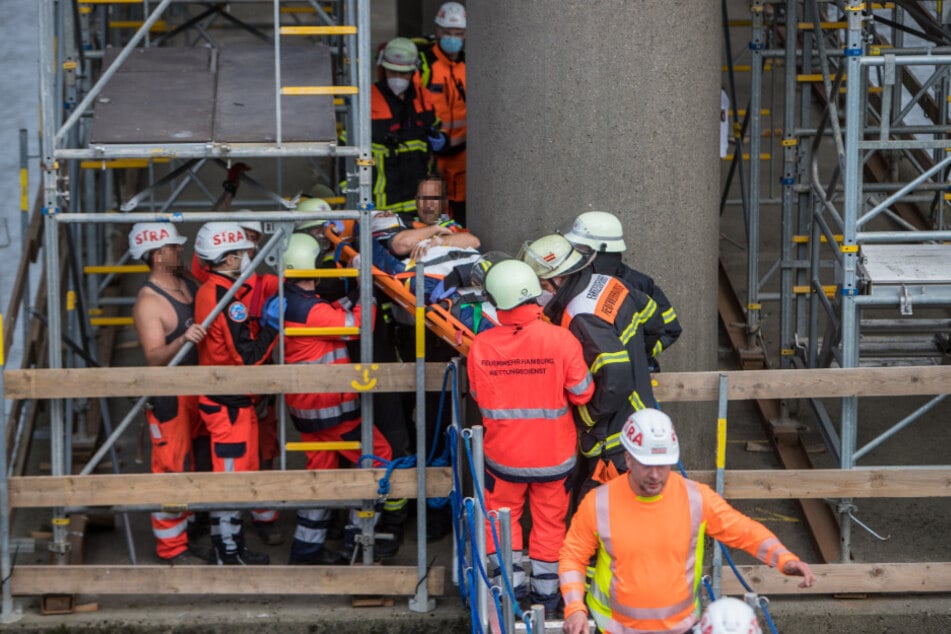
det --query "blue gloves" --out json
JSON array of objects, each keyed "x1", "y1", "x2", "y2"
[
  {"x1": 262, "y1": 295, "x2": 285, "y2": 330},
  {"x1": 428, "y1": 131, "x2": 447, "y2": 153}
]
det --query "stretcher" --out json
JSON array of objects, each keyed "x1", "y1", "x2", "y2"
[{"x1": 324, "y1": 227, "x2": 495, "y2": 356}]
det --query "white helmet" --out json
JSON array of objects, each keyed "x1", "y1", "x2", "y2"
[
  {"x1": 295, "y1": 197, "x2": 333, "y2": 231},
  {"x1": 620, "y1": 408, "x2": 680, "y2": 466},
  {"x1": 194, "y1": 222, "x2": 256, "y2": 263},
  {"x1": 283, "y1": 233, "x2": 323, "y2": 272},
  {"x1": 484, "y1": 259, "x2": 542, "y2": 310},
  {"x1": 565, "y1": 211, "x2": 626, "y2": 253},
  {"x1": 237, "y1": 214, "x2": 263, "y2": 237},
  {"x1": 380, "y1": 37, "x2": 419, "y2": 72},
  {"x1": 435, "y1": 2, "x2": 467, "y2": 29},
  {"x1": 699, "y1": 597, "x2": 762, "y2": 634},
  {"x1": 519, "y1": 233, "x2": 593, "y2": 280},
  {"x1": 128, "y1": 222, "x2": 187, "y2": 260}
]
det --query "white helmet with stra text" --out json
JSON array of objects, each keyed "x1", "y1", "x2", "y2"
[
  {"x1": 699, "y1": 597, "x2": 762, "y2": 634},
  {"x1": 620, "y1": 408, "x2": 680, "y2": 466},
  {"x1": 484, "y1": 259, "x2": 541, "y2": 310},
  {"x1": 435, "y1": 2, "x2": 467, "y2": 29},
  {"x1": 128, "y1": 222, "x2": 187, "y2": 260},
  {"x1": 565, "y1": 210, "x2": 627, "y2": 253},
  {"x1": 194, "y1": 222, "x2": 256, "y2": 263},
  {"x1": 519, "y1": 233, "x2": 593, "y2": 280}
]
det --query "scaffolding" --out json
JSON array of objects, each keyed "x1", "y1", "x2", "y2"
[
  {"x1": 0, "y1": 0, "x2": 453, "y2": 621},
  {"x1": 722, "y1": 0, "x2": 951, "y2": 562}
]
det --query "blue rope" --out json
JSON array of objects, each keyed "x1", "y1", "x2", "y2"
[
  {"x1": 702, "y1": 576, "x2": 716, "y2": 601},
  {"x1": 462, "y1": 433, "x2": 530, "y2": 627},
  {"x1": 464, "y1": 497, "x2": 508, "y2": 634},
  {"x1": 758, "y1": 596, "x2": 780, "y2": 634}
]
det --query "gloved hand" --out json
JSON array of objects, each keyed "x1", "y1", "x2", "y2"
[
  {"x1": 428, "y1": 130, "x2": 447, "y2": 153},
  {"x1": 222, "y1": 162, "x2": 250, "y2": 195},
  {"x1": 262, "y1": 295, "x2": 286, "y2": 330}
]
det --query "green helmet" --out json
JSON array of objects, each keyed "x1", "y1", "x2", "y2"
[
  {"x1": 380, "y1": 37, "x2": 419, "y2": 72},
  {"x1": 283, "y1": 233, "x2": 323, "y2": 272},
  {"x1": 484, "y1": 260, "x2": 542, "y2": 310},
  {"x1": 295, "y1": 197, "x2": 333, "y2": 231}
]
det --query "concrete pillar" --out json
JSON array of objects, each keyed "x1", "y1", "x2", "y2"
[{"x1": 467, "y1": 1, "x2": 721, "y2": 466}]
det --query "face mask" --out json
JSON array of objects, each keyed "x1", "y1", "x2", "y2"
[
  {"x1": 439, "y1": 36, "x2": 464, "y2": 55},
  {"x1": 537, "y1": 290, "x2": 555, "y2": 308},
  {"x1": 387, "y1": 77, "x2": 410, "y2": 95},
  {"x1": 239, "y1": 251, "x2": 253, "y2": 274}
]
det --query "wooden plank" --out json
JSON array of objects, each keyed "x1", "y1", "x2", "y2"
[
  {"x1": 654, "y1": 365, "x2": 951, "y2": 402},
  {"x1": 9, "y1": 363, "x2": 951, "y2": 402},
  {"x1": 9, "y1": 467, "x2": 453, "y2": 508},
  {"x1": 691, "y1": 467, "x2": 951, "y2": 499},
  {"x1": 11, "y1": 565, "x2": 444, "y2": 596},
  {"x1": 716, "y1": 562, "x2": 951, "y2": 595},
  {"x1": 5, "y1": 363, "x2": 453, "y2": 399}
]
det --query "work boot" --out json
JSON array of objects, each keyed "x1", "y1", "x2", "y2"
[
  {"x1": 288, "y1": 547, "x2": 346, "y2": 565},
  {"x1": 162, "y1": 548, "x2": 209, "y2": 566},
  {"x1": 215, "y1": 546, "x2": 270, "y2": 566},
  {"x1": 253, "y1": 520, "x2": 285, "y2": 546},
  {"x1": 373, "y1": 524, "x2": 402, "y2": 559},
  {"x1": 186, "y1": 543, "x2": 216, "y2": 563}
]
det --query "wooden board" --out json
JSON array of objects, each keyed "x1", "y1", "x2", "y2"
[
  {"x1": 4, "y1": 362, "x2": 454, "y2": 399},
  {"x1": 9, "y1": 467, "x2": 453, "y2": 508},
  {"x1": 11, "y1": 565, "x2": 444, "y2": 597},
  {"x1": 8, "y1": 364, "x2": 950, "y2": 402},
  {"x1": 10, "y1": 467, "x2": 948, "y2": 509},
  {"x1": 715, "y1": 562, "x2": 951, "y2": 595}
]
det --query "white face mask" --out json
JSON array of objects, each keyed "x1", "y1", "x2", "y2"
[
  {"x1": 537, "y1": 290, "x2": 555, "y2": 308},
  {"x1": 387, "y1": 77, "x2": 410, "y2": 95},
  {"x1": 239, "y1": 251, "x2": 253, "y2": 274}
]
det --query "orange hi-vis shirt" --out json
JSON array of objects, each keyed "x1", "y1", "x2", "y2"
[{"x1": 559, "y1": 472, "x2": 801, "y2": 634}]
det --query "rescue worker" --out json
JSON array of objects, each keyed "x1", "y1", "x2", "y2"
[
  {"x1": 418, "y1": 2, "x2": 468, "y2": 223},
  {"x1": 519, "y1": 234, "x2": 669, "y2": 504},
  {"x1": 193, "y1": 222, "x2": 278, "y2": 565},
  {"x1": 129, "y1": 223, "x2": 209, "y2": 564},
  {"x1": 699, "y1": 597, "x2": 763, "y2": 634},
  {"x1": 467, "y1": 259, "x2": 594, "y2": 615},
  {"x1": 564, "y1": 210, "x2": 683, "y2": 371},
  {"x1": 559, "y1": 409, "x2": 815, "y2": 634},
  {"x1": 263, "y1": 234, "x2": 394, "y2": 563},
  {"x1": 370, "y1": 37, "x2": 447, "y2": 220}
]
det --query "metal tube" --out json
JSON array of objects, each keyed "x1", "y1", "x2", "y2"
[
  {"x1": 499, "y1": 508, "x2": 515, "y2": 633},
  {"x1": 273, "y1": 0, "x2": 283, "y2": 146},
  {"x1": 779, "y1": 0, "x2": 799, "y2": 371},
  {"x1": 55, "y1": 143, "x2": 363, "y2": 160},
  {"x1": 857, "y1": 229, "x2": 951, "y2": 242},
  {"x1": 856, "y1": 154, "x2": 951, "y2": 227},
  {"x1": 712, "y1": 374, "x2": 729, "y2": 598},
  {"x1": 53, "y1": 210, "x2": 360, "y2": 223},
  {"x1": 472, "y1": 426, "x2": 488, "y2": 631},
  {"x1": 853, "y1": 395, "x2": 948, "y2": 462},
  {"x1": 79, "y1": 228, "x2": 287, "y2": 475},
  {"x1": 746, "y1": 0, "x2": 765, "y2": 348},
  {"x1": 55, "y1": 0, "x2": 174, "y2": 144},
  {"x1": 530, "y1": 605, "x2": 546, "y2": 634},
  {"x1": 839, "y1": 0, "x2": 866, "y2": 564}
]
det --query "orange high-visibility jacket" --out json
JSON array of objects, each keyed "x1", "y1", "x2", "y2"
[
  {"x1": 559, "y1": 471, "x2": 801, "y2": 633},
  {"x1": 467, "y1": 304, "x2": 594, "y2": 482}
]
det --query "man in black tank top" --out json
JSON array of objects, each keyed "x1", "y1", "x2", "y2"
[{"x1": 130, "y1": 223, "x2": 209, "y2": 564}]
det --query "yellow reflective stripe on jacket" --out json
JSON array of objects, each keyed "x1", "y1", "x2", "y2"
[
  {"x1": 590, "y1": 349, "x2": 629, "y2": 375},
  {"x1": 662, "y1": 307, "x2": 677, "y2": 324},
  {"x1": 578, "y1": 403, "x2": 597, "y2": 429},
  {"x1": 629, "y1": 390, "x2": 647, "y2": 411},
  {"x1": 652, "y1": 340, "x2": 664, "y2": 357},
  {"x1": 619, "y1": 297, "x2": 658, "y2": 346}
]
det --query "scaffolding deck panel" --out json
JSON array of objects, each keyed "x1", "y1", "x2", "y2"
[
  {"x1": 860, "y1": 244, "x2": 951, "y2": 286},
  {"x1": 89, "y1": 45, "x2": 336, "y2": 144}
]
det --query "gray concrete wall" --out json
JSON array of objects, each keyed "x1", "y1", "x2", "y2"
[{"x1": 467, "y1": 1, "x2": 722, "y2": 467}]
